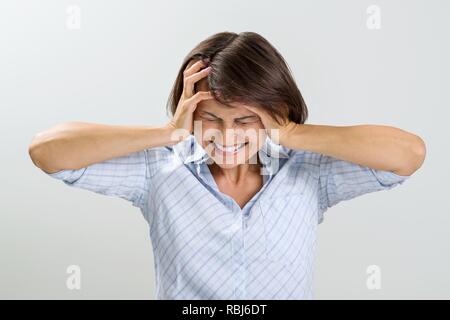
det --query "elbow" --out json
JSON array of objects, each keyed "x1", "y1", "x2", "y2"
[
  {"x1": 28, "y1": 122, "x2": 86, "y2": 173},
  {"x1": 411, "y1": 135, "x2": 426, "y2": 171},
  {"x1": 395, "y1": 135, "x2": 426, "y2": 176},
  {"x1": 28, "y1": 131, "x2": 61, "y2": 173},
  {"x1": 28, "y1": 133, "x2": 45, "y2": 168}
]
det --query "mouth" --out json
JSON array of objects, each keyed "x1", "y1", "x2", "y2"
[{"x1": 210, "y1": 141, "x2": 249, "y2": 155}]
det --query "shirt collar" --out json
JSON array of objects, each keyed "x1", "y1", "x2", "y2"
[{"x1": 173, "y1": 135, "x2": 290, "y2": 173}]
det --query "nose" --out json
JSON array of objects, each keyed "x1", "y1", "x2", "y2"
[
  {"x1": 218, "y1": 119, "x2": 234, "y2": 130},
  {"x1": 220, "y1": 126, "x2": 247, "y2": 145}
]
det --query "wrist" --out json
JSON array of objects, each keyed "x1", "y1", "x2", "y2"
[
  {"x1": 160, "y1": 123, "x2": 190, "y2": 146},
  {"x1": 279, "y1": 122, "x2": 302, "y2": 148}
]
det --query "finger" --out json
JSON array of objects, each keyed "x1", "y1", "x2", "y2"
[
  {"x1": 183, "y1": 59, "x2": 208, "y2": 78},
  {"x1": 185, "y1": 91, "x2": 214, "y2": 111},
  {"x1": 184, "y1": 67, "x2": 211, "y2": 96}
]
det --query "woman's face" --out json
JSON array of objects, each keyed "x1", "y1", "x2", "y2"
[{"x1": 193, "y1": 80, "x2": 266, "y2": 169}]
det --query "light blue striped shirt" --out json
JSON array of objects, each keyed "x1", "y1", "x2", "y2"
[{"x1": 47, "y1": 134, "x2": 410, "y2": 299}]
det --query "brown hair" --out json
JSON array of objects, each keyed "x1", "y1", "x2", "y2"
[{"x1": 166, "y1": 31, "x2": 308, "y2": 125}]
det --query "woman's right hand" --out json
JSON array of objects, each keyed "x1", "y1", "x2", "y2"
[{"x1": 166, "y1": 59, "x2": 214, "y2": 143}]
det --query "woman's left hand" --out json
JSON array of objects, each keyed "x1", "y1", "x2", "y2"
[{"x1": 242, "y1": 104, "x2": 298, "y2": 146}]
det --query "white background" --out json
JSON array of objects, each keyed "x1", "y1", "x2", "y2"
[{"x1": 0, "y1": 0, "x2": 448, "y2": 299}]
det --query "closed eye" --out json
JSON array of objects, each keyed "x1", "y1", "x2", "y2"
[
  {"x1": 235, "y1": 118, "x2": 260, "y2": 125},
  {"x1": 199, "y1": 111, "x2": 221, "y2": 121},
  {"x1": 202, "y1": 116, "x2": 221, "y2": 121}
]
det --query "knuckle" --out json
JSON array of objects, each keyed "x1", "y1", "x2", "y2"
[
  {"x1": 184, "y1": 96, "x2": 193, "y2": 105},
  {"x1": 194, "y1": 91, "x2": 205, "y2": 99},
  {"x1": 184, "y1": 75, "x2": 193, "y2": 84},
  {"x1": 182, "y1": 93, "x2": 190, "y2": 102}
]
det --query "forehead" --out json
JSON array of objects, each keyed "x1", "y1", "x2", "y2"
[
  {"x1": 196, "y1": 79, "x2": 257, "y2": 116},
  {"x1": 197, "y1": 98, "x2": 259, "y2": 119}
]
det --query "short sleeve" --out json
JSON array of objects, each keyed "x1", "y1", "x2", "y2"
[
  {"x1": 46, "y1": 147, "x2": 172, "y2": 210},
  {"x1": 318, "y1": 153, "x2": 411, "y2": 223}
]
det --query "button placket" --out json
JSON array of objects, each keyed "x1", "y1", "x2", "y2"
[{"x1": 230, "y1": 212, "x2": 245, "y2": 299}]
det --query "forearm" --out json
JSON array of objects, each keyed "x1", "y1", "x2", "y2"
[
  {"x1": 282, "y1": 124, "x2": 426, "y2": 176},
  {"x1": 28, "y1": 121, "x2": 175, "y2": 173}
]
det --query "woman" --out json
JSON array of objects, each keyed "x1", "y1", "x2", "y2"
[{"x1": 28, "y1": 32, "x2": 426, "y2": 300}]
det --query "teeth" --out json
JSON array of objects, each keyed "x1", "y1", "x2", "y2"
[{"x1": 213, "y1": 142, "x2": 246, "y2": 153}]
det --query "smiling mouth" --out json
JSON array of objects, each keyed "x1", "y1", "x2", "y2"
[{"x1": 210, "y1": 141, "x2": 249, "y2": 154}]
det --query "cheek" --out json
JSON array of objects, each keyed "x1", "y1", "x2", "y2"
[
  {"x1": 243, "y1": 124, "x2": 266, "y2": 144},
  {"x1": 194, "y1": 121, "x2": 222, "y2": 145}
]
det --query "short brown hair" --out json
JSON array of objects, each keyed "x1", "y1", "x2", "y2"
[{"x1": 166, "y1": 31, "x2": 308, "y2": 125}]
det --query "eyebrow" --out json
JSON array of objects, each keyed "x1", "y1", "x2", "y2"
[{"x1": 201, "y1": 111, "x2": 258, "y2": 121}]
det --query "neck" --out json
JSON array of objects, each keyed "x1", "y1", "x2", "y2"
[{"x1": 209, "y1": 156, "x2": 262, "y2": 185}]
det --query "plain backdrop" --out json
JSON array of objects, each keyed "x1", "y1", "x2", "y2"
[{"x1": 1, "y1": 0, "x2": 448, "y2": 299}]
